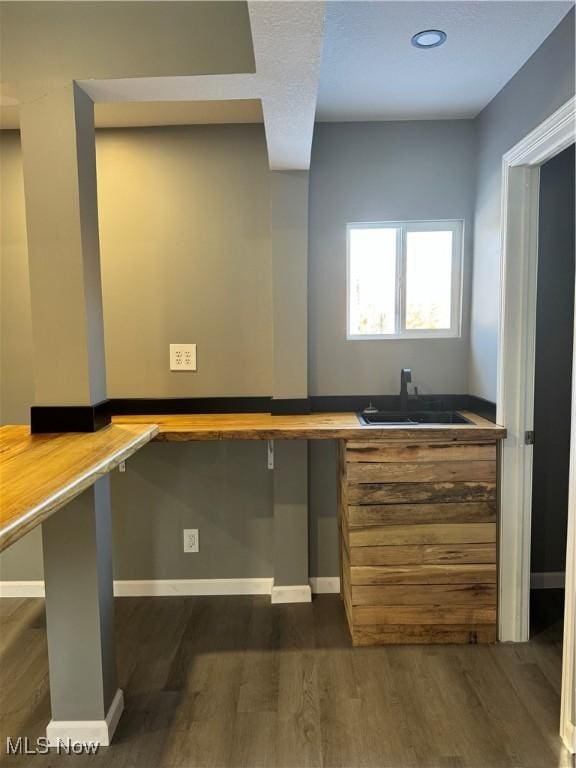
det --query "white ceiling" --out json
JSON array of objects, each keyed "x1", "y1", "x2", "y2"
[
  {"x1": 2, "y1": 1, "x2": 573, "y2": 166},
  {"x1": 317, "y1": 1, "x2": 574, "y2": 121},
  {"x1": 248, "y1": 0, "x2": 325, "y2": 170}
]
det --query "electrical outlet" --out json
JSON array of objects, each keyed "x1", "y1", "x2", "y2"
[
  {"x1": 170, "y1": 344, "x2": 197, "y2": 371},
  {"x1": 183, "y1": 528, "x2": 199, "y2": 553}
]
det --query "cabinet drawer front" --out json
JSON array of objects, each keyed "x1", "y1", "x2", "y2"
[
  {"x1": 349, "y1": 563, "x2": 497, "y2": 585},
  {"x1": 349, "y1": 542, "x2": 496, "y2": 566},
  {"x1": 351, "y1": 604, "x2": 497, "y2": 626},
  {"x1": 349, "y1": 583, "x2": 497, "y2": 606},
  {"x1": 347, "y1": 522, "x2": 496, "y2": 548},
  {"x1": 346, "y1": 441, "x2": 497, "y2": 463},
  {"x1": 347, "y1": 460, "x2": 496, "y2": 484},
  {"x1": 348, "y1": 481, "x2": 496, "y2": 505},
  {"x1": 346, "y1": 502, "x2": 496, "y2": 528}
]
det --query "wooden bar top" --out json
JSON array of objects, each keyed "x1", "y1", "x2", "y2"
[
  {"x1": 0, "y1": 423, "x2": 158, "y2": 553},
  {"x1": 113, "y1": 411, "x2": 506, "y2": 442},
  {"x1": 0, "y1": 411, "x2": 505, "y2": 554}
]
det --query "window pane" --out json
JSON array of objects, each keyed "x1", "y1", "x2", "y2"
[
  {"x1": 349, "y1": 228, "x2": 397, "y2": 335},
  {"x1": 405, "y1": 230, "x2": 453, "y2": 330}
]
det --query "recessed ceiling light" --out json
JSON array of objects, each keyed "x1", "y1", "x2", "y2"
[{"x1": 411, "y1": 29, "x2": 447, "y2": 49}]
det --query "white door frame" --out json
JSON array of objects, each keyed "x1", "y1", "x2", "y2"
[
  {"x1": 562, "y1": 389, "x2": 576, "y2": 752},
  {"x1": 496, "y1": 95, "x2": 575, "y2": 751}
]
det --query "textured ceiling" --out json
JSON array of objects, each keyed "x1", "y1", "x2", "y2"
[
  {"x1": 317, "y1": 1, "x2": 573, "y2": 121},
  {"x1": 248, "y1": 0, "x2": 325, "y2": 169},
  {"x1": 2, "y1": 2, "x2": 573, "y2": 166}
]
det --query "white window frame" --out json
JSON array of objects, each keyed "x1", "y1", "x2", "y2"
[{"x1": 346, "y1": 219, "x2": 464, "y2": 341}]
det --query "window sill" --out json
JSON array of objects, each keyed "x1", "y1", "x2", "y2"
[{"x1": 346, "y1": 332, "x2": 461, "y2": 341}]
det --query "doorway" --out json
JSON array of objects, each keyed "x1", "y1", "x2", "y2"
[
  {"x1": 497, "y1": 95, "x2": 576, "y2": 752},
  {"x1": 530, "y1": 144, "x2": 575, "y2": 636}
]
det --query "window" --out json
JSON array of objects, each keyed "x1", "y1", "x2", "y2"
[{"x1": 347, "y1": 220, "x2": 463, "y2": 339}]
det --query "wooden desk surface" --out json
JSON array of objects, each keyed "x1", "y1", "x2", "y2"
[
  {"x1": 0, "y1": 423, "x2": 158, "y2": 553},
  {"x1": 113, "y1": 411, "x2": 506, "y2": 442}
]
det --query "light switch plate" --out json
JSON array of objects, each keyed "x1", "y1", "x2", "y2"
[{"x1": 170, "y1": 344, "x2": 197, "y2": 371}]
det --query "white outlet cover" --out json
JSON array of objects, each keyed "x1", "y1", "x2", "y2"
[
  {"x1": 183, "y1": 528, "x2": 199, "y2": 553},
  {"x1": 170, "y1": 344, "x2": 197, "y2": 371}
]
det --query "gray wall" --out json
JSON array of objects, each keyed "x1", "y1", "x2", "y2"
[
  {"x1": 0, "y1": 119, "x2": 480, "y2": 583},
  {"x1": 309, "y1": 120, "x2": 476, "y2": 397},
  {"x1": 0, "y1": 132, "x2": 34, "y2": 425},
  {"x1": 98, "y1": 125, "x2": 272, "y2": 398},
  {"x1": 531, "y1": 144, "x2": 575, "y2": 575},
  {"x1": 112, "y1": 442, "x2": 273, "y2": 580},
  {"x1": 1, "y1": 127, "x2": 278, "y2": 581},
  {"x1": 307, "y1": 119, "x2": 478, "y2": 579},
  {"x1": 4, "y1": 18, "x2": 573, "y2": 579},
  {"x1": 1, "y1": 2, "x2": 255, "y2": 83},
  {"x1": 0, "y1": 125, "x2": 330, "y2": 582},
  {"x1": 0, "y1": 133, "x2": 43, "y2": 581},
  {"x1": 469, "y1": 9, "x2": 575, "y2": 401}
]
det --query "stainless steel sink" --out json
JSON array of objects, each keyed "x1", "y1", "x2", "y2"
[{"x1": 357, "y1": 410, "x2": 472, "y2": 426}]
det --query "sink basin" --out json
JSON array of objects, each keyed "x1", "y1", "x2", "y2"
[{"x1": 358, "y1": 410, "x2": 472, "y2": 426}]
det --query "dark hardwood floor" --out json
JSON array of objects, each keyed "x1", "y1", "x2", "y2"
[{"x1": 0, "y1": 595, "x2": 571, "y2": 768}]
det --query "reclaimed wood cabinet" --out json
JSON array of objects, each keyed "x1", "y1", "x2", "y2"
[{"x1": 339, "y1": 438, "x2": 499, "y2": 645}]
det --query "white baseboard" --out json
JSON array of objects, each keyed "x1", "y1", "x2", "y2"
[
  {"x1": 0, "y1": 580, "x2": 45, "y2": 598},
  {"x1": 309, "y1": 576, "x2": 341, "y2": 594},
  {"x1": 270, "y1": 585, "x2": 312, "y2": 604},
  {"x1": 530, "y1": 571, "x2": 565, "y2": 589},
  {"x1": 561, "y1": 719, "x2": 575, "y2": 754},
  {"x1": 114, "y1": 578, "x2": 274, "y2": 597},
  {"x1": 46, "y1": 688, "x2": 124, "y2": 748},
  {"x1": 0, "y1": 577, "x2": 340, "y2": 599}
]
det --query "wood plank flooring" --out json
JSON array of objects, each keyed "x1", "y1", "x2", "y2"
[{"x1": 0, "y1": 595, "x2": 571, "y2": 768}]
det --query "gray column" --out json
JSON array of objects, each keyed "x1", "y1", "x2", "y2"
[
  {"x1": 19, "y1": 82, "x2": 120, "y2": 744},
  {"x1": 42, "y1": 478, "x2": 117, "y2": 725},
  {"x1": 19, "y1": 81, "x2": 106, "y2": 405},
  {"x1": 271, "y1": 171, "x2": 308, "y2": 399},
  {"x1": 270, "y1": 171, "x2": 310, "y2": 601},
  {"x1": 272, "y1": 440, "x2": 309, "y2": 600}
]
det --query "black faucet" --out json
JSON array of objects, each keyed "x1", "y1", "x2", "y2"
[{"x1": 399, "y1": 368, "x2": 412, "y2": 411}]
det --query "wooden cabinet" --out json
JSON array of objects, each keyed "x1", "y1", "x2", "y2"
[{"x1": 339, "y1": 438, "x2": 498, "y2": 645}]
